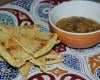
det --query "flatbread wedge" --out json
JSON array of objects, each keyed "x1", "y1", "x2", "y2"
[
  {"x1": 0, "y1": 24, "x2": 58, "y2": 58},
  {"x1": 0, "y1": 31, "x2": 31, "y2": 67},
  {"x1": 0, "y1": 31, "x2": 45, "y2": 68},
  {"x1": 37, "y1": 50, "x2": 63, "y2": 65},
  {"x1": 19, "y1": 50, "x2": 63, "y2": 77},
  {"x1": 19, "y1": 62, "x2": 32, "y2": 78},
  {"x1": 45, "y1": 51, "x2": 63, "y2": 64}
]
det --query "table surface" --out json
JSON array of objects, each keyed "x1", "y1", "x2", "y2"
[{"x1": 0, "y1": 0, "x2": 100, "y2": 80}]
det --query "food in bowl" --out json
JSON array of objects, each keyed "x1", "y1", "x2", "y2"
[
  {"x1": 49, "y1": 1, "x2": 100, "y2": 48},
  {"x1": 56, "y1": 16, "x2": 100, "y2": 33}
]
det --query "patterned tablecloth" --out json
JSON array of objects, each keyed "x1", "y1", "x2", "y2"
[{"x1": 0, "y1": 0, "x2": 100, "y2": 80}]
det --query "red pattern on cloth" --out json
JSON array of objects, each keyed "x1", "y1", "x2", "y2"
[{"x1": 53, "y1": 43, "x2": 67, "y2": 53}]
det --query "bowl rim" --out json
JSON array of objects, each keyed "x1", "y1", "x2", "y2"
[{"x1": 49, "y1": 1, "x2": 100, "y2": 35}]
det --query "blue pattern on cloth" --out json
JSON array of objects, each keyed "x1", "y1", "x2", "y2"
[
  {"x1": 95, "y1": 67, "x2": 100, "y2": 79},
  {"x1": 11, "y1": 0, "x2": 33, "y2": 11},
  {"x1": 0, "y1": 13, "x2": 15, "y2": 25},
  {"x1": 39, "y1": 25, "x2": 50, "y2": 32},
  {"x1": 37, "y1": 3, "x2": 54, "y2": 21},
  {"x1": 0, "y1": 61, "x2": 19, "y2": 80},
  {"x1": 63, "y1": 54, "x2": 81, "y2": 71}
]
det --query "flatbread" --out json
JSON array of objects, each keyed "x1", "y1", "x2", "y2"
[
  {"x1": 19, "y1": 50, "x2": 63, "y2": 77},
  {"x1": 0, "y1": 31, "x2": 32, "y2": 67},
  {"x1": 33, "y1": 33, "x2": 57, "y2": 58},
  {"x1": 0, "y1": 24, "x2": 57, "y2": 58},
  {"x1": 19, "y1": 62, "x2": 32, "y2": 78},
  {"x1": 0, "y1": 24, "x2": 58, "y2": 72},
  {"x1": 0, "y1": 31, "x2": 44, "y2": 68},
  {"x1": 45, "y1": 51, "x2": 63, "y2": 64},
  {"x1": 37, "y1": 50, "x2": 63, "y2": 65}
]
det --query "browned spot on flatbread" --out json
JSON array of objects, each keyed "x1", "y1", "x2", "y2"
[
  {"x1": 1, "y1": 42, "x2": 5, "y2": 46},
  {"x1": 6, "y1": 45, "x2": 18, "y2": 53}
]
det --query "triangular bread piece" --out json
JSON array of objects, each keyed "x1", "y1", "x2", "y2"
[
  {"x1": 0, "y1": 24, "x2": 57, "y2": 58},
  {"x1": 0, "y1": 31, "x2": 31, "y2": 67},
  {"x1": 45, "y1": 51, "x2": 63, "y2": 64},
  {"x1": 19, "y1": 62, "x2": 32, "y2": 78},
  {"x1": 37, "y1": 50, "x2": 63, "y2": 65},
  {"x1": 0, "y1": 30, "x2": 45, "y2": 69}
]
